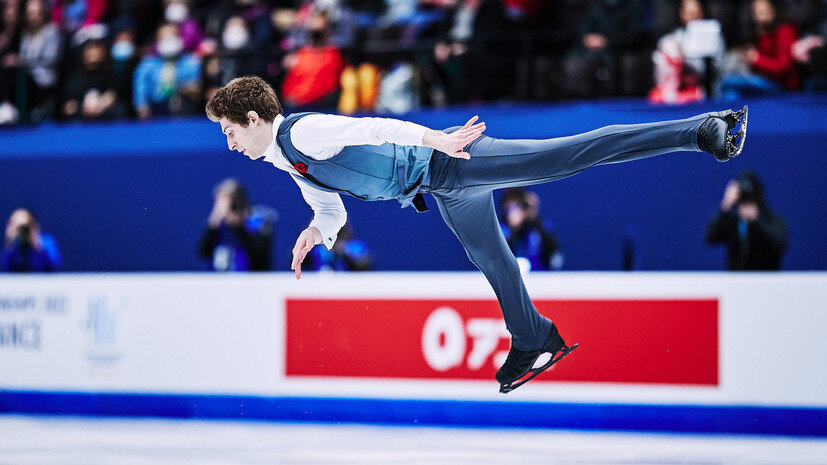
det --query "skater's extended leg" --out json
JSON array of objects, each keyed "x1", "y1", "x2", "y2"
[
  {"x1": 432, "y1": 192, "x2": 552, "y2": 351},
  {"x1": 428, "y1": 109, "x2": 746, "y2": 194}
]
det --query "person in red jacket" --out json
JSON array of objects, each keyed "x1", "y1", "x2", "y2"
[
  {"x1": 721, "y1": 0, "x2": 798, "y2": 99},
  {"x1": 281, "y1": 11, "x2": 344, "y2": 109}
]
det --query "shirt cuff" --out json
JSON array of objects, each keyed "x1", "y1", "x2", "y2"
[
  {"x1": 395, "y1": 121, "x2": 428, "y2": 146},
  {"x1": 310, "y1": 217, "x2": 340, "y2": 250}
]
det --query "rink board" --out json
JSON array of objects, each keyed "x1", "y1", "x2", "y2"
[{"x1": 1, "y1": 273, "x2": 826, "y2": 435}]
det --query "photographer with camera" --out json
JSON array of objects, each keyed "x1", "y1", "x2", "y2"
[
  {"x1": 2, "y1": 207, "x2": 61, "y2": 272},
  {"x1": 197, "y1": 178, "x2": 275, "y2": 271},
  {"x1": 705, "y1": 172, "x2": 787, "y2": 270}
]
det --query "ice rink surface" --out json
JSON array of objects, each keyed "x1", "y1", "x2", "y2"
[{"x1": 2, "y1": 414, "x2": 827, "y2": 465}]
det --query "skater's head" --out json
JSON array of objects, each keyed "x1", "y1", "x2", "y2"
[{"x1": 207, "y1": 76, "x2": 283, "y2": 161}]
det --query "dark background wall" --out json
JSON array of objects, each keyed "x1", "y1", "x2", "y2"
[{"x1": 1, "y1": 95, "x2": 824, "y2": 272}]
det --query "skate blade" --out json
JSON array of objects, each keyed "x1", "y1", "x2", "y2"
[
  {"x1": 725, "y1": 105, "x2": 748, "y2": 159},
  {"x1": 499, "y1": 343, "x2": 579, "y2": 394}
]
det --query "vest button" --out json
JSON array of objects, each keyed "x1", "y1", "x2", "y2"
[{"x1": 377, "y1": 196, "x2": 384, "y2": 200}]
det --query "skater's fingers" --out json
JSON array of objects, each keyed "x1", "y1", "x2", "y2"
[{"x1": 461, "y1": 115, "x2": 478, "y2": 129}]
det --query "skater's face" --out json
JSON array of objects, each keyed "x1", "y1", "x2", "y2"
[{"x1": 219, "y1": 111, "x2": 272, "y2": 160}]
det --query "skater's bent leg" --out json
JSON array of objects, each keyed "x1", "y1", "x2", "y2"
[
  {"x1": 453, "y1": 113, "x2": 708, "y2": 190},
  {"x1": 433, "y1": 192, "x2": 552, "y2": 350}
]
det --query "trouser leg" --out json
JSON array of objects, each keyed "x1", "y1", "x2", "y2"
[
  {"x1": 432, "y1": 192, "x2": 553, "y2": 350},
  {"x1": 429, "y1": 113, "x2": 708, "y2": 195}
]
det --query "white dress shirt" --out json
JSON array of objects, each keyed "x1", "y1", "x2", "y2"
[{"x1": 262, "y1": 113, "x2": 429, "y2": 249}]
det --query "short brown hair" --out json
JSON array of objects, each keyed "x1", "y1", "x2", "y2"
[{"x1": 206, "y1": 76, "x2": 283, "y2": 126}]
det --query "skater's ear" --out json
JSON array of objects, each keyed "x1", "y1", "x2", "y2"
[{"x1": 246, "y1": 110, "x2": 260, "y2": 126}]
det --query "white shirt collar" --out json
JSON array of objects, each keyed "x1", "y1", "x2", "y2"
[{"x1": 262, "y1": 113, "x2": 285, "y2": 164}]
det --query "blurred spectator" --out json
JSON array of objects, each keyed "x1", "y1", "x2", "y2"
[
  {"x1": 133, "y1": 22, "x2": 202, "y2": 120},
  {"x1": 2, "y1": 207, "x2": 61, "y2": 273},
  {"x1": 649, "y1": 0, "x2": 726, "y2": 104},
  {"x1": 0, "y1": 0, "x2": 22, "y2": 125},
  {"x1": 422, "y1": 0, "x2": 509, "y2": 105},
  {"x1": 720, "y1": 0, "x2": 798, "y2": 99},
  {"x1": 499, "y1": 188, "x2": 561, "y2": 272},
  {"x1": 302, "y1": 221, "x2": 372, "y2": 271},
  {"x1": 61, "y1": 38, "x2": 128, "y2": 120},
  {"x1": 198, "y1": 179, "x2": 276, "y2": 272},
  {"x1": 109, "y1": 28, "x2": 137, "y2": 111},
  {"x1": 204, "y1": 14, "x2": 275, "y2": 101},
  {"x1": 51, "y1": 0, "x2": 108, "y2": 34},
  {"x1": 563, "y1": 0, "x2": 648, "y2": 98},
  {"x1": 792, "y1": 9, "x2": 827, "y2": 91},
  {"x1": 705, "y1": 172, "x2": 787, "y2": 271},
  {"x1": 19, "y1": 0, "x2": 63, "y2": 122},
  {"x1": 162, "y1": 0, "x2": 206, "y2": 54},
  {"x1": 281, "y1": 10, "x2": 345, "y2": 109}
]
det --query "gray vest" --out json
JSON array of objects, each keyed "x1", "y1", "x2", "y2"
[{"x1": 276, "y1": 112, "x2": 433, "y2": 212}]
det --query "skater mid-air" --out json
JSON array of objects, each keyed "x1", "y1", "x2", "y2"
[{"x1": 206, "y1": 76, "x2": 748, "y2": 393}]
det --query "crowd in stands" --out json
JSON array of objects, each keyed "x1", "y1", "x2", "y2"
[{"x1": 1, "y1": 0, "x2": 826, "y2": 125}]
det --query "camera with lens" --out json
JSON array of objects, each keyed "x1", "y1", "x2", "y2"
[
  {"x1": 735, "y1": 172, "x2": 763, "y2": 205},
  {"x1": 15, "y1": 224, "x2": 33, "y2": 248}
]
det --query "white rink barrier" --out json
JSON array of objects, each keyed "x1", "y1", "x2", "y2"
[{"x1": 1, "y1": 272, "x2": 826, "y2": 436}]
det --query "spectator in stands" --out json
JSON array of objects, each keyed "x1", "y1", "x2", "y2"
[
  {"x1": 162, "y1": 0, "x2": 206, "y2": 54},
  {"x1": 649, "y1": 0, "x2": 726, "y2": 104},
  {"x1": 62, "y1": 38, "x2": 128, "y2": 120},
  {"x1": 0, "y1": 0, "x2": 22, "y2": 125},
  {"x1": 19, "y1": 0, "x2": 62, "y2": 122},
  {"x1": 792, "y1": 10, "x2": 827, "y2": 91},
  {"x1": 705, "y1": 171, "x2": 787, "y2": 271},
  {"x1": 51, "y1": 0, "x2": 108, "y2": 35},
  {"x1": 281, "y1": 10, "x2": 345, "y2": 109},
  {"x1": 198, "y1": 178, "x2": 275, "y2": 272},
  {"x1": 423, "y1": 0, "x2": 509, "y2": 105},
  {"x1": 2, "y1": 207, "x2": 61, "y2": 273},
  {"x1": 720, "y1": 0, "x2": 798, "y2": 99},
  {"x1": 109, "y1": 27, "x2": 137, "y2": 114},
  {"x1": 133, "y1": 22, "x2": 202, "y2": 120},
  {"x1": 563, "y1": 0, "x2": 648, "y2": 98},
  {"x1": 499, "y1": 188, "x2": 561, "y2": 272},
  {"x1": 302, "y1": 221, "x2": 372, "y2": 271}
]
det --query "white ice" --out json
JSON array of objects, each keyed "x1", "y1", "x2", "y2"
[{"x1": 1, "y1": 414, "x2": 826, "y2": 465}]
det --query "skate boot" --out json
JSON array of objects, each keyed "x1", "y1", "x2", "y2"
[
  {"x1": 496, "y1": 324, "x2": 578, "y2": 394},
  {"x1": 697, "y1": 105, "x2": 748, "y2": 162}
]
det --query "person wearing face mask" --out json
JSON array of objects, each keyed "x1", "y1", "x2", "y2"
[
  {"x1": 204, "y1": 16, "x2": 257, "y2": 103},
  {"x1": 133, "y1": 23, "x2": 202, "y2": 120},
  {"x1": 281, "y1": 10, "x2": 345, "y2": 109},
  {"x1": 110, "y1": 28, "x2": 137, "y2": 114},
  {"x1": 162, "y1": 0, "x2": 205, "y2": 53}
]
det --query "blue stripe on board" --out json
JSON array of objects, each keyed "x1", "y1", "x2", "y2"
[{"x1": 1, "y1": 391, "x2": 826, "y2": 437}]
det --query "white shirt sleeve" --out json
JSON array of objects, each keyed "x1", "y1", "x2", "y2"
[
  {"x1": 292, "y1": 174, "x2": 347, "y2": 250},
  {"x1": 290, "y1": 113, "x2": 428, "y2": 159}
]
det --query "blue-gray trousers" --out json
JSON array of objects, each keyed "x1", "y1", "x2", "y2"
[{"x1": 424, "y1": 113, "x2": 708, "y2": 350}]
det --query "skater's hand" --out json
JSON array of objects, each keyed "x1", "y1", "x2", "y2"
[
  {"x1": 422, "y1": 115, "x2": 486, "y2": 159},
  {"x1": 291, "y1": 226, "x2": 322, "y2": 279}
]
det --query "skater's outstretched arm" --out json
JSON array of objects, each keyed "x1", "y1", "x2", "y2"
[
  {"x1": 421, "y1": 116, "x2": 487, "y2": 159},
  {"x1": 290, "y1": 114, "x2": 486, "y2": 160}
]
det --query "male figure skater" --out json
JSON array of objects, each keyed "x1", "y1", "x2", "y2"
[{"x1": 206, "y1": 76, "x2": 747, "y2": 393}]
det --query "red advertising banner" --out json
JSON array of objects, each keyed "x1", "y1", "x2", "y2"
[{"x1": 285, "y1": 299, "x2": 718, "y2": 385}]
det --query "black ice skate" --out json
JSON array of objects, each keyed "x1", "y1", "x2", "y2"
[
  {"x1": 697, "y1": 105, "x2": 748, "y2": 162},
  {"x1": 496, "y1": 324, "x2": 578, "y2": 394}
]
